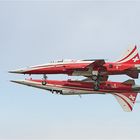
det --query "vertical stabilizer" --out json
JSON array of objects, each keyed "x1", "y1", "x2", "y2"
[
  {"x1": 117, "y1": 46, "x2": 140, "y2": 64},
  {"x1": 113, "y1": 92, "x2": 138, "y2": 112}
]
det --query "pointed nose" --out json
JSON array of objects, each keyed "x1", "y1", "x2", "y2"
[
  {"x1": 8, "y1": 69, "x2": 26, "y2": 74},
  {"x1": 10, "y1": 80, "x2": 25, "y2": 84},
  {"x1": 10, "y1": 79, "x2": 33, "y2": 86}
]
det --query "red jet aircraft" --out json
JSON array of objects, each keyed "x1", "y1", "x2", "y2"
[
  {"x1": 9, "y1": 46, "x2": 140, "y2": 89},
  {"x1": 11, "y1": 78, "x2": 139, "y2": 112}
]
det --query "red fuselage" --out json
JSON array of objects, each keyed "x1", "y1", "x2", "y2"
[
  {"x1": 9, "y1": 46, "x2": 140, "y2": 79},
  {"x1": 13, "y1": 78, "x2": 138, "y2": 94},
  {"x1": 12, "y1": 61, "x2": 139, "y2": 78}
]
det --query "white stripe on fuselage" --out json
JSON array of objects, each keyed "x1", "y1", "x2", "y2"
[
  {"x1": 22, "y1": 80, "x2": 133, "y2": 96},
  {"x1": 22, "y1": 80, "x2": 107, "y2": 95},
  {"x1": 32, "y1": 60, "x2": 93, "y2": 67},
  {"x1": 25, "y1": 60, "x2": 93, "y2": 71}
]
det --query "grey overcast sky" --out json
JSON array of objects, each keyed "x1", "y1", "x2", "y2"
[{"x1": 0, "y1": 1, "x2": 140, "y2": 140}]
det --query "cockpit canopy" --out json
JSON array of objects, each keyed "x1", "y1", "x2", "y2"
[{"x1": 50, "y1": 59, "x2": 77, "y2": 63}]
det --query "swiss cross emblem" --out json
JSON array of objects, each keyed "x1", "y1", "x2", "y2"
[
  {"x1": 133, "y1": 56, "x2": 139, "y2": 62},
  {"x1": 129, "y1": 95, "x2": 135, "y2": 101}
]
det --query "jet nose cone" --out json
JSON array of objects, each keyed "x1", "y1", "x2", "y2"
[
  {"x1": 10, "y1": 80, "x2": 28, "y2": 86},
  {"x1": 8, "y1": 69, "x2": 26, "y2": 74},
  {"x1": 10, "y1": 80, "x2": 31, "y2": 86}
]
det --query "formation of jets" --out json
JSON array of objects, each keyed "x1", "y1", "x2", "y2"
[{"x1": 10, "y1": 46, "x2": 140, "y2": 112}]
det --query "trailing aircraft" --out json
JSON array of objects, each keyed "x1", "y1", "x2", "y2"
[{"x1": 11, "y1": 78, "x2": 138, "y2": 112}]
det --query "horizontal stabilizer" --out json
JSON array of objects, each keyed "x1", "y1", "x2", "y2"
[
  {"x1": 126, "y1": 70, "x2": 139, "y2": 79},
  {"x1": 122, "y1": 79, "x2": 135, "y2": 85}
]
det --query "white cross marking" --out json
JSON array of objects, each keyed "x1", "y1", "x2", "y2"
[
  {"x1": 133, "y1": 56, "x2": 139, "y2": 62},
  {"x1": 129, "y1": 95, "x2": 135, "y2": 101}
]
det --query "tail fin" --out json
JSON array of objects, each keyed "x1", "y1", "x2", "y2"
[
  {"x1": 117, "y1": 45, "x2": 140, "y2": 64},
  {"x1": 113, "y1": 92, "x2": 138, "y2": 112}
]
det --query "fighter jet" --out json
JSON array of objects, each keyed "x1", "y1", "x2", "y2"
[
  {"x1": 9, "y1": 46, "x2": 140, "y2": 87},
  {"x1": 11, "y1": 78, "x2": 139, "y2": 112}
]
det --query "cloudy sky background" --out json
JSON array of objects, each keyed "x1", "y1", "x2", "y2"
[{"x1": 0, "y1": 1, "x2": 140, "y2": 139}]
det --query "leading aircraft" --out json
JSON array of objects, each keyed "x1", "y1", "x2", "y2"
[
  {"x1": 11, "y1": 78, "x2": 139, "y2": 112},
  {"x1": 9, "y1": 46, "x2": 140, "y2": 89}
]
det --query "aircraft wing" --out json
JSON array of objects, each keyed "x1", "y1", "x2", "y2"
[
  {"x1": 86, "y1": 60, "x2": 107, "y2": 81},
  {"x1": 66, "y1": 59, "x2": 106, "y2": 71},
  {"x1": 68, "y1": 59, "x2": 107, "y2": 81},
  {"x1": 86, "y1": 59, "x2": 105, "y2": 69},
  {"x1": 125, "y1": 68, "x2": 139, "y2": 79},
  {"x1": 112, "y1": 92, "x2": 138, "y2": 112}
]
